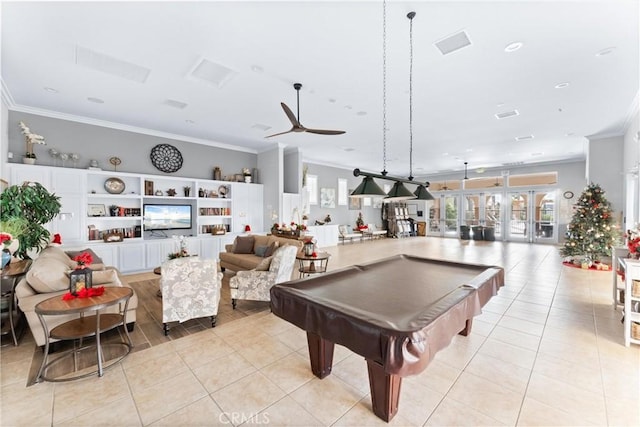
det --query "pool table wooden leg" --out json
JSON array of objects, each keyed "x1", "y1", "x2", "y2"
[
  {"x1": 306, "y1": 332, "x2": 334, "y2": 379},
  {"x1": 366, "y1": 359, "x2": 402, "y2": 422},
  {"x1": 458, "y1": 318, "x2": 473, "y2": 336}
]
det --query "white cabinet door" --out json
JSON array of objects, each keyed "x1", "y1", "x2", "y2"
[
  {"x1": 9, "y1": 164, "x2": 51, "y2": 187},
  {"x1": 118, "y1": 243, "x2": 146, "y2": 273},
  {"x1": 232, "y1": 184, "x2": 250, "y2": 233},
  {"x1": 199, "y1": 237, "x2": 221, "y2": 260},
  {"x1": 51, "y1": 169, "x2": 85, "y2": 194},
  {"x1": 145, "y1": 240, "x2": 173, "y2": 268},
  {"x1": 53, "y1": 194, "x2": 84, "y2": 243},
  {"x1": 248, "y1": 185, "x2": 264, "y2": 232},
  {"x1": 88, "y1": 244, "x2": 118, "y2": 267}
]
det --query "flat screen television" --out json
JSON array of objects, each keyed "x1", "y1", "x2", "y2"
[{"x1": 143, "y1": 204, "x2": 192, "y2": 231}]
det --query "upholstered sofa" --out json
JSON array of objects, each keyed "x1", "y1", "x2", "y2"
[
  {"x1": 15, "y1": 245, "x2": 138, "y2": 347},
  {"x1": 219, "y1": 234, "x2": 304, "y2": 273}
]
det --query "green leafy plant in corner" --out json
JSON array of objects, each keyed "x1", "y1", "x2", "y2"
[{"x1": 0, "y1": 182, "x2": 61, "y2": 258}]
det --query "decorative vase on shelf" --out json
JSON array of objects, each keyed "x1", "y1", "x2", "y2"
[
  {"x1": 244, "y1": 175, "x2": 252, "y2": 183},
  {"x1": 22, "y1": 157, "x2": 36, "y2": 165},
  {"x1": 1, "y1": 249, "x2": 11, "y2": 269}
]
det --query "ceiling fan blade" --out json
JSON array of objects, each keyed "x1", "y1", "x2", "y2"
[
  {"x1": 304, "y1": 128, "x2": 346, "y2": 135},
  {"x1": 264, "y1": 128, "x2": 295, "y2": 138},
  {"x1": 280, "y1": 103, "x2": 301, "y2": 127}
]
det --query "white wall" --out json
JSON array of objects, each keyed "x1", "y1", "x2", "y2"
[
  {"x1": 257, "y1": 146, "x2": 283, "y2": 230},
  {"x1": 622, "y1": 110, "x2": 640, "y2": 227},
  {"x1": 587, "y1": 136, "x2": 625, "y2": 214},
  {"x1": 0, "y1": 96, "x2": 8, "y2": 181}
]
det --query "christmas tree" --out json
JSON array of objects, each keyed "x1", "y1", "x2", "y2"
[{"x1": 561, "y1": 183, "x2": 615, "y2": 262}]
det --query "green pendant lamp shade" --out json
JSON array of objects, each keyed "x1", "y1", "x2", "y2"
[
  {"x1": 413, "y1": 184, "x2": 434, "y2": 200},
  {"x1": 351, "y1": 176, "x2": 386, "y2": 198},
  {"x1": 385, "y1": 181, "x2": 416, "y2": 201}
]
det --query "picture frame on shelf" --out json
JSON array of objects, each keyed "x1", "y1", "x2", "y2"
[
  {"x1": 87, "y1": 204, "x2": 106, "y2": 217},
  {"x1": 144, "y1": 180, "x2": 154, "y2": 196}
]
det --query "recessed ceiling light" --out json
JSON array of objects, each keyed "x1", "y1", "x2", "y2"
[
  {"x1": 251, "y1": 65, "x2": 263, "y2": 73},
  {"x1": 566, "y1": 132, "x2": 574, "y2": 136},
  {"x1": 465, "y1": 148, "x2": 473, "y2": 152},
  {"x1": 344, "y1": 105, "x2": 352, "y2": 110},
  {"x1": 554, "y1": 82, "x2": 570, "y2": 89},
  {"x1": 343, "y1": 147, "x2": 355, "y2": 152},
  {"x1": 442, "y1": 152, "x2": 449, "y2": 156},
  {"x1": 531, "y1": 152, "x2": 543, "y2": 157},
  {"x1": 356, "y1": 111, "x2": 367, "y2": 116},
  {"x1": 496, "y1": 102, "x2": 505, "y2": 107},
  {"x1": 328, "y1": 98, "x2": 336, "y2": 103},
  {"x1": 185, "y1": 119, "x2": 195, "y2": 124},
  {"x1": 87, "y1": 97, "x2": 104, "y2": 103},
  {"x1": 596, "y1": 47, "x2": 616, "y2": 57},
  {"x1": 504, "y1": 41, "x2": 523, "y2": 53},
  {"x1": 43, "y1": 87, "x2": 58, "y2": 93}
]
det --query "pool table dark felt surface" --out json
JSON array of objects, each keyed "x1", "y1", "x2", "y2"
[{"x1": 270, "y1": 254, "x2": 504, "y2": 377}]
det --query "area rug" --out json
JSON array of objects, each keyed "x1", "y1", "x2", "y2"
[{"x1": 25, "y1": 274, "x2": 269, "y2": 386}]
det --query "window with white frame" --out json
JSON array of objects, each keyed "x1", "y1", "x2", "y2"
[
  {"x1": 338, "y1": 179, "x2": 348, "y2": 206},
  {"x1": 307, "y1": 175, "x2": 318, "y2": 205}
]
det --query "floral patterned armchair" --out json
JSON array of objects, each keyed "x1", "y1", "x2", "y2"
[
  {"x1": 160, "y1": 257, "x2": 223, "y2": 335},
  {"x1": 230, "y1": 245, "x2": 298, "y2": 309}
]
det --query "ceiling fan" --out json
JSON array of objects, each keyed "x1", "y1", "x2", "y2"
[{"x1": 265, "y1": 83, "x2": 346, "y2": 138}]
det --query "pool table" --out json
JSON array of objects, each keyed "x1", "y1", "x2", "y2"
[{"x1": 270, "y1": 254, "x2": 504, "y2": 422}]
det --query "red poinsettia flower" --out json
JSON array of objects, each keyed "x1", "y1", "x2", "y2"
[
  {"x1": 311, "y1": 251, "x2": 318, "y2": 258},
  {"x1": 0, "y1": 232, "x2": 12, "y2": 247},
  {"x1": 73, "y1": 252, "x2": 93, "y2": 269}
]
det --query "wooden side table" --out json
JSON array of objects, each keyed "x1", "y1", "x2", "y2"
[
  {"x1": 35, "y1": 287, "x2": 133, "y2": 382},
  {"x1": 296, "y1": 252, "x2": 331, "y2": 278},
  {"x1": 1, "y1": 259, "x2": 32, "y2": 346}
]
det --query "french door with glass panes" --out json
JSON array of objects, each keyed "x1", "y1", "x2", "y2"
[
  {"x1": 428, "y1": 194, "x2": 460, "y2": 237},
  {"x1": 507, "y1": 190, "x2": 557, "y2": 243},
  {"x1": 462, "y1": 192, "x2": 504, "y2": 240}
]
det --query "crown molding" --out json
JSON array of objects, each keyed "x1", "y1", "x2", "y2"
[
  {"x1": 1, "y1": 78, "x2": 16, "y2": 108},
  {"x1": 7, "y1": 101, "x2": 258, "y2": 155},
  {"x1": 622, "y1": 90, "x2": 640, "y2": 133}
]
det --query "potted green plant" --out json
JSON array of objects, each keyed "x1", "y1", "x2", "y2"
[{"x1": 0, "y1": 182, "x2": 61, "y2": 258}]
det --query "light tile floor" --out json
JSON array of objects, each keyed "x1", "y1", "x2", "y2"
[{"x1": 2, "y1": 238, "x2": 639, "y2": 426}]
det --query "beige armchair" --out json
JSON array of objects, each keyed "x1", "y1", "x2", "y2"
[
  {"x1": 230, "y1": 245, "x2": 298, "y2": 309},
  {"x1": 160, "y1": 257, "x2": 222, "y2": 335}
]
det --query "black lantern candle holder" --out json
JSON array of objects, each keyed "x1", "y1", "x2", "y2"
[{"x1": 69, "y1": 267, "x2": 93, "y2": 295}]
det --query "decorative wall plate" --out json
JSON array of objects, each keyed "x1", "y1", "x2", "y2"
[
  {"x1": 150, "y1": 144, "x2": 183, "y2": 173},
  {"x1": 104, "y1": 177, "x2": 125, "y2": 194},
  {"x1": 563, "y1": 191, "x2": 574, "y2": 199}
]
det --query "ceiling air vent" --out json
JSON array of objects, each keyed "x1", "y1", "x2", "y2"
[
  {"x1": 163, "y1": 99, "x2": 188, "y2": 109},
  {"x1": 251, "y1": 123, "x2": 272, "y2": 131},
  {"x1": 75, "y1": 45, "x2": 150, "y2": 83},
  {"x1": 434, "y1": 30, "x2": 472, "y2": 55},
  {"x1": 495, "y1": 110, "x2": 519, "y2": 120},
  {"x1": 515, "y1": 135, "x2": 534, "y2": 141},
  {"x1": 189, "y1": 58, "x2": 237, "y2": 88}
]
